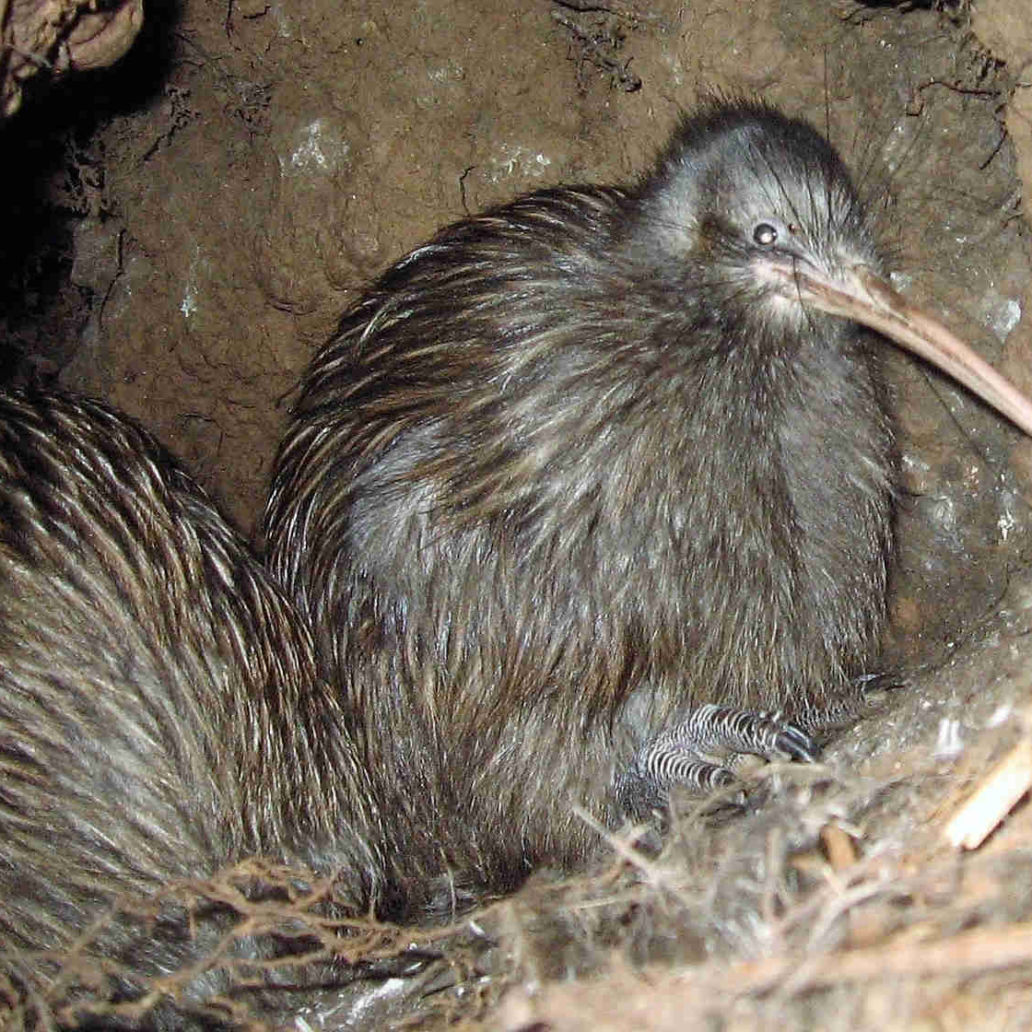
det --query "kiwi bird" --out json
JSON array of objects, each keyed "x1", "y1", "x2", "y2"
[
  {"x1": 261, "y1": 97, "x2": 1032, "y2": 917},
  {"x1": 0, "y1": 391, "x2": 381, "y2": 1012}
]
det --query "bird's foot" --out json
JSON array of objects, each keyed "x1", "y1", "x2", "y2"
[{"x1": 616, "y1": 703, "x2": 819, "y2": 815}]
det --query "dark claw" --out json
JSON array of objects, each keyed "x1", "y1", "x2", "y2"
[
  {"x1": 686, "y1": 703, "x2": 820, "y2": 763},
  {"x1": 772, "y1": 723, "x2": 820, "y2": 763},
  {"x1": 616, "y1": 703, "x2": 820, "y2": 816}
]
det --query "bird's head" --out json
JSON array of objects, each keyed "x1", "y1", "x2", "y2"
[{"x1": 626, "y1": 97, "x2": 1032, "y2": 436}]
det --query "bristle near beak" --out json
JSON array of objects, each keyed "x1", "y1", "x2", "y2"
[{"x1": 769, "y1": 261, "x2": 1032, "y2": 438}]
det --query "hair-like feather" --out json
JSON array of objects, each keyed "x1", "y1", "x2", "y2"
[{"x1": 0, "y1": 390, "x2": 381, "y2": 994}]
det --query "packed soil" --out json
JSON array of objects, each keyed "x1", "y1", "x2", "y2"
[{"x1": 5, "y1": 0, "x2": 1032, "y2": 1028}]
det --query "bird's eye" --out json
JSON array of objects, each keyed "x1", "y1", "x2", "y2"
[{"x1": 753, "y1": 223, "x2": 778, "y2": 247}]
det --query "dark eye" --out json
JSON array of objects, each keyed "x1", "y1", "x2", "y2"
[{"x1": 753, "y1": 222, "x2": 778, "y2": 247}]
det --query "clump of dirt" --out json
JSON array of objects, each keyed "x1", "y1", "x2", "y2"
[{"x1": 5, "y1": 0, "x2": 1032, "y2": 1029}]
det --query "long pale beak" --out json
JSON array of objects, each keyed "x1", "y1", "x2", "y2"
[{"x1": 776, "y1": 262, "x2": 1032, "y2": 439}]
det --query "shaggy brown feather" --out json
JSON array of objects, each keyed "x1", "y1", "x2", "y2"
[{"x1": 0, "y1": 390, "x2": 382, "y2": 997}]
